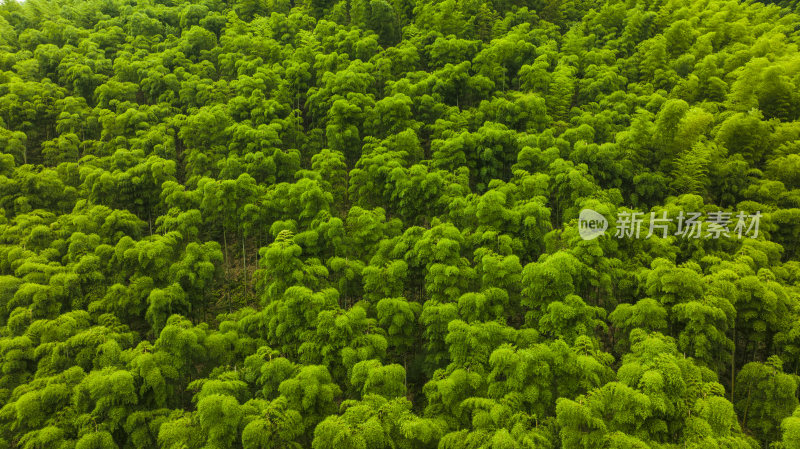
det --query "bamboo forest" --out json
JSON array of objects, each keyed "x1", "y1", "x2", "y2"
[{"x1": 2, "y1": 0, "x2": 800, "y2": 447}]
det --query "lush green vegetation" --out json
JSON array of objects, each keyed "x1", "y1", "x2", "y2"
[{"x1": 1, "y1": 0, "x2": 800, "y2": 447}]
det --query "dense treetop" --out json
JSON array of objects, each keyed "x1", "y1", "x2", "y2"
[{"x1": 1, "y1": 0, "x2": 800, "y2": 447}]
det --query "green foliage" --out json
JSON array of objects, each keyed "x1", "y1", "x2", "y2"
[
  {"x1": 0, "y1": 0, "x2": 799, "y2": 447},
  {"x1": 735, "y1": 356, "x2": 800, "y2": 444}
]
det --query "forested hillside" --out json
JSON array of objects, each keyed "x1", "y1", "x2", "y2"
[{"x1": 1, "y1": 0, "x2": 800, "y2": 447}]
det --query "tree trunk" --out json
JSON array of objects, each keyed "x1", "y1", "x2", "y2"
[
  {"x1": 223, "y1": 228, "x2": 228, "y2": 268},
  {"x1": 403, "y1": 354, "x2": 408, "y2": 390},
  {"x1": 731, "y1": 324, "x2": 736, "y2": 401},
  {"x1": 742, "y1": 385, "x2": 752, "y2": 428},
  {"x1": 242, "y1": 231, "x2": 247, "y2": 295},
  {"x1": 223, "y1": 228, "x2": 230, "y2": 312}
]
